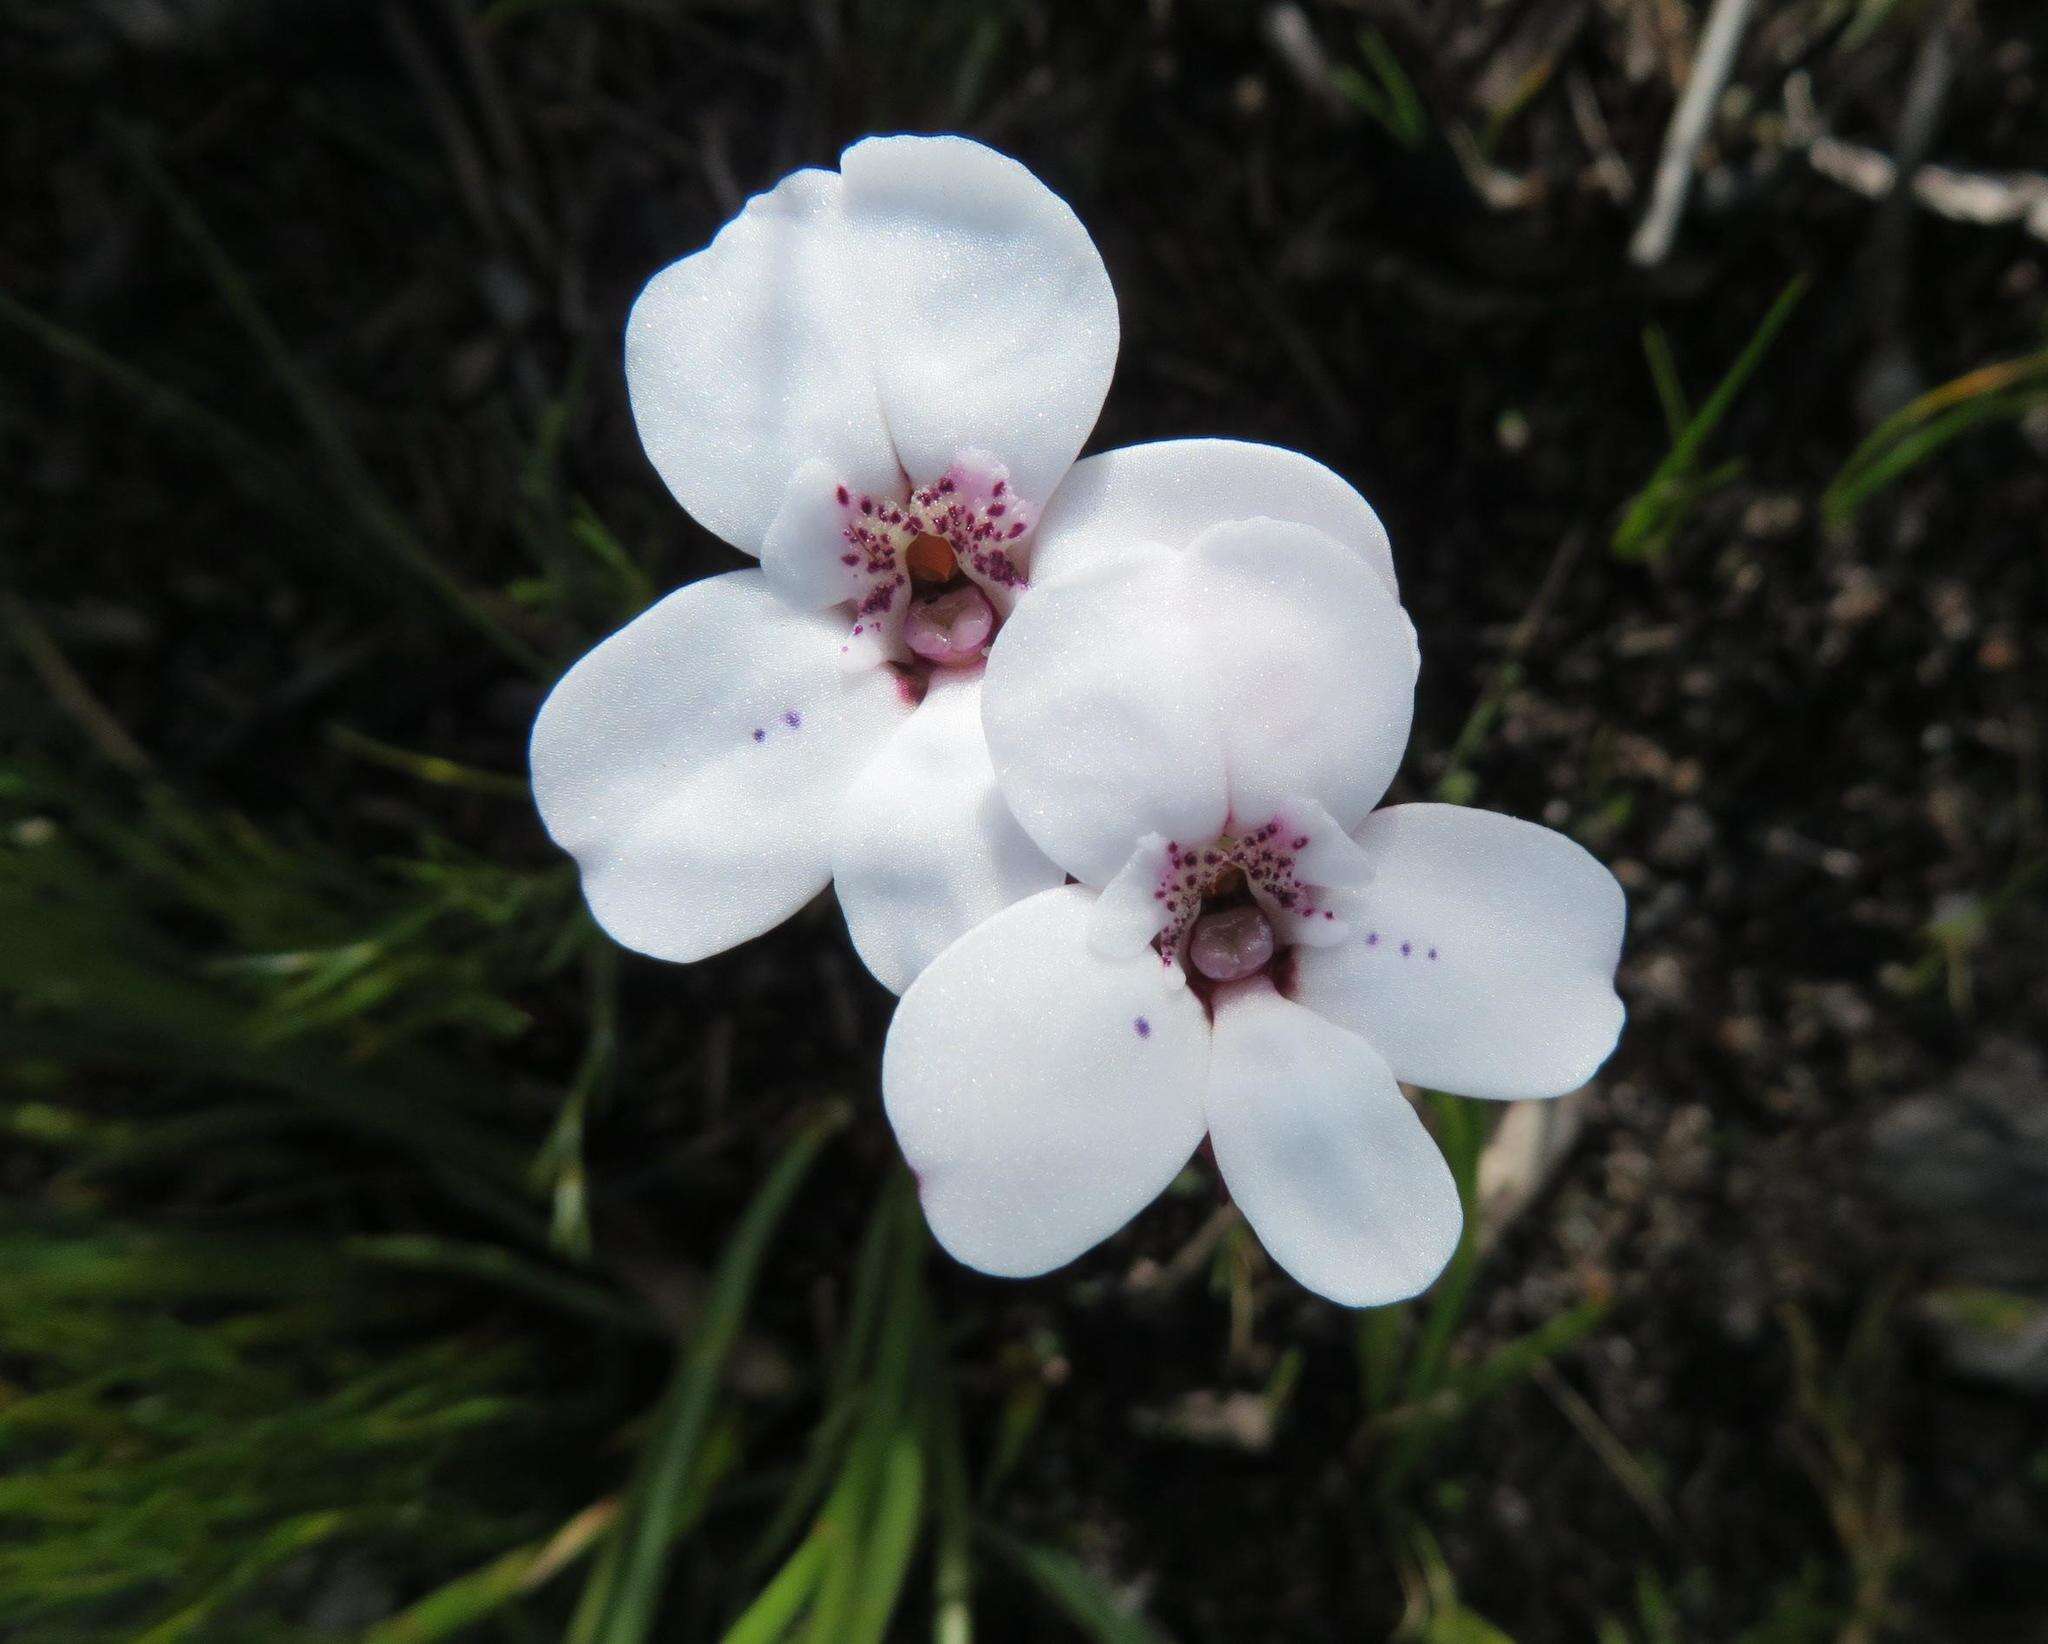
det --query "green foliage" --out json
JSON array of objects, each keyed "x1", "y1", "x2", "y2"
[
  {"x1": 1823, "y1": 349, "x2": 2048, "y2": 524},
  {"x1": 0, "y1": 1224, "x2": 536, "y2": 1643},
  {"x1": 571, "y1": 1108, "x2": 846, "y2": 1644},
  {"x1": 1333, "y1": 27, "x2": 1430, "y2": 150},
  {"x1": 1356, "y1": 1094, "x2": 1610, "y2": 1506},
  {"x1": 1613, "y1": 277, "x2": 1811, "y2": 562}
]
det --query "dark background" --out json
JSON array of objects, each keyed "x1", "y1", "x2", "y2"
[{"x1": 4, "y1": 2, "x2": 2045, "y2": 1640}]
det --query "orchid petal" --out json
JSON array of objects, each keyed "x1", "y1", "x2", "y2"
[
  {"x1": 625, "y1": 170, "x2": 900, "y2": 557},
  {"x1": 833, "y1": 670, "x2": 1065, "y2": 995},
  {"x1": 530, "y1": 571, "x2": 910, "y2": 962},
  {"x1": 883, "y1": 885, "x2": 1209, "y2": 1277},
  {"x1": 981, "y1": 542, "x2": 1229, "y2": 887},
  {"x1": 1030, "y1": 438, "x2": 1398, "y2": 594},
  {"x1": 983, "y1": 521, "x2": 1413, "y2": 887},
  {"x1": 1291, "y1": 804, "x2": 1627, "y2": 1101},
  {"x1": 1207, "y1": 983, "x2": 1461, "y2": 1307},
  {"x1": 839, "y1": 135, "x2": 1117, "y2": 511},
  {"x1": 1186, "y1": 517, "x2": 1417, "y2": 830},
  {"x1": 1089, "y1": 834, "x2": 1178, "y2": 961}
]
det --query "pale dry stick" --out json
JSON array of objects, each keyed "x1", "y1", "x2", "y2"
[
  {"x1": 1125, "y1": 1203, "x2": 1244, "y2": 1306},
  {"x1": 1629, "y1": 0, "x2": 1759, "y2": 267},
  {"x1": 1785, "y1": 72, "x2": 2048, "y2": 243},
  {"x1": 1567, "y1": 65, "x2": 1634, "y2": 204},
  {"x1": 1261, "y1": 2, "x2": 1353, "y2": 121},
  {"x1": 2, "y1": 594, "x2": 155, "y2": 777}
]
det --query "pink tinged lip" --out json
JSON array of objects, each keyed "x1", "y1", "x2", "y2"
[
  {"x1": 904, "y1": 583, "x2": 995, "y2": 666},
  {"x1": 1188, "y1": 905, "x2": 1277, "y2": 982}
]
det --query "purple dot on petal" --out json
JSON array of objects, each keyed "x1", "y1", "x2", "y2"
[
  {"x1": 1133, "y1": 1016, "x2": 1151, "y2": 1038},
  {"x1": 1401, "y1": 942, "x2": 1412, "y2": 956},
  {"x1": 1367, "y1": 932, "x2": 1379, "y2": 945},
  {"x1": 751, "y1": 728, "x2": 765, "y2": 742},
  {"x1": 1428, "y1": 947, "x2": 1439, "y2": 960},
  {"x1": 783, "y1": 710, "x2": 801, "y2": 729}
]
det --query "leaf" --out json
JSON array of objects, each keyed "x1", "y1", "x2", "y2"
[
  {"x1": 569, "y1": 1107, "x2": 849, "y2": 1644},
  {"x1": 981, "y1": 1527, "x2": 1165, "y2": 1644}
]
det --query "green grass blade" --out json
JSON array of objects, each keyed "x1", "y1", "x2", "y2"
[
  {"x1": 1641, "y1": 325, "x2": 1689, "y2": 442},
  {"x1": 925, "y1": 1315, "x2": 975, "y2": 1644},
  {"x1": 743, "y1": 1174, "x2": 915, "y2": 1577},
  {"x1": 1823, "y1": 349, "x2": 2048, "y2": 523},
  {"x1": 844, "y1": 1423, "x2": 927, "y2": 1644},
  {"x1": 1614, "y1": 275, "x2": 1810, "y2": 560},
  {"x1": 979, "y1": 1527, "x2": 1164, "y2": 1644},
  {"x1": 365, "y1": 1500, "x2": 618, "y2": 1644},
  {"x1": 1401, "y1": 1094, "x2": 1491, "y2": 1404},
  {"x1": 720, "y1": 1531, "x2": 832, "y2": 1644},
  {"x1": 572, "y1": 1106, "x2": 849, "y2": 1644},
  {"x1": 342, "y1": 1233, "x2": 657, "y2": 1337}
]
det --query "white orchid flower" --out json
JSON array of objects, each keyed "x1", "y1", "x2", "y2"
[
  {"x1": 530, "y1": 135, "x2": 1117, "y2": 990},
  {"x1": 883, "y1": 446, "x2": 1627, "y2": 1306}
]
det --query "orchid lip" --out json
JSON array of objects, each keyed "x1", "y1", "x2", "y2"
[
  {"x1": 1188, "y1": 905, "x2": 1276, "y2": 982},
  {"x1": 904, "y1": 583, "x2": 996, "y2": 667}
]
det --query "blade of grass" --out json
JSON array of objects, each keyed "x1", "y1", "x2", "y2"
[
  {"x1": 925, "y1": 1306, "x2": 975, "y2": 1644},
  {"x1": 342, "y1": 1233, "x2": 657, "y2": 1338},
  {"x1": 742, "y1": 1173, "x2": 916, "y2": 1577},
  {"x1": 1401, "y1": 1094, "x2": 1492, "y2": 1403},
  {"x1": 1613, "y1": 274, "x2": 1810, "y2": 561},
  {"x1": 807, "y1": 1199, "x2": 929, "y2": 1643},
  {"x1": 844, "y1": 1422, "x2": 927, "y2": 1644},
  {"x1": 979, "y1": 1527, "x2": 1164, "y2": 1644},
  {"x1": 1641, "y1": 325, "x2": 1690, "y2": 442},
  {"x1": 327, "y1": 724, "x2": 531, "y2": 800},
  {"x1": 570, "y1": 1106, "x2": 849, "y2": 1644},
  {"x1": 720, "y1": 1531, "x2": 832, "y2": 1644},
  {"x1": 1823, "y1": 349, "x2": 2048, "y2": 522},
  {"x1": 365, "y1": 1499, "x2": 620, "y2": 1644}
]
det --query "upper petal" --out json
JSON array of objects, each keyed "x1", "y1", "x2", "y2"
[
  {"x1": 1031, "y1": 438, "x2": 1398, "y2": 595},
  {"x1": 882, "y1": 885, "x2": 1210, "y2": 1278},
  {"x1": 1184, "y1": 517, "x2": 1417, "y2": 829},
  {"x1": 531, "y1": 570, "x2": 911, "y2": 962},
  {"x1": 1290, "y1": 804, "x2": 1627, "y2": 1101},
  {"x1": 839, "y1": 135, "x2": 1117, "y2": 512},
  {"x1": 625, "y1": 169, "x2": 901, "y2": 557},
  {"x1": 832, "y1": 669, "x2": 1065, "y2": 995},
  {"x1": 1207, "y1": 982, "x2": 1461, "y2": 1307},
  {"x1": 983, "y1": 520, "x2": 1415, "y2": 886},
  {"x1": 980, "y1": 541, "x2": 1230, "y2": 887}
]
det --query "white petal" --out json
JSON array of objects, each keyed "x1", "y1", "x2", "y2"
[
  {"x1": 1089, "y1": 834, "x2": 1178, "y2": 959},
  {"x1": 839, "y1": 135, "x2": 1117, "y2": 511},
  {"x1": 625, "y1": 169, "x2": 901, "y2": 557},
  {"x1": 1185, "y1": 518, "x2": 1417, "y2": 829},
  {"x1": 531, "y1": 571, "x2": 911, "y2": 962},
  {"x1": 832, "y1": 669, "x2": 1065, "y2": 995},
  {"x1": 760, "y1": 458, "x2": 876, "y2": 609},
  {"x1": 1290, "y1": 804, "x2": 1627, "y2": 1101},
  {"x1": 1207, "y1": 983, "x2": 1461, "y2": 1307},
  {"x1": 981, "y1": 543, "x2": 1229, "y2": 887},
  {"x1": 1031, "y1": 438, "x2": 1398, "y2": 595},
  {"x1": 882, "y1": 885, "x2": 1209, "y2": 1278}
]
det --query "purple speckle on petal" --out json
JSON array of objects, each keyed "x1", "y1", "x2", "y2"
[
  {"x1": 783, "y1": 710, "x2": 802, "y2": 729},
  {"x1": 1401, "y1": 941, "x2": 1412, "y2": 956},
  {"x1": 1428, "y1": 947, "x2": 1439, "y2": 960},
  {"x1": 1367, "y1": 932, "x2": 1379, "y2": 945},
  {"x1": 1133, "y1": 1016, "x2": 1151, "y2": 1039},
  {"x1": 751, "y1": 728, "x2": 765, "y2": 743}
]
